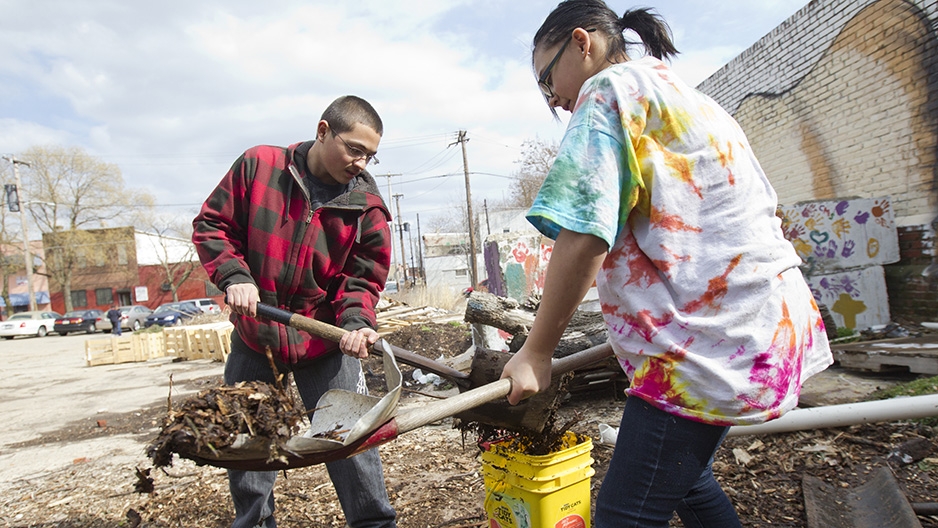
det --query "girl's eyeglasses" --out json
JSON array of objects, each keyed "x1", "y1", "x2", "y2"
[
  {"x1": 536, "y1": 30, "x2": 596, "y2": 103},
  {"x1": 537, "y1": 37, "x2": 573, "y2": 100}
]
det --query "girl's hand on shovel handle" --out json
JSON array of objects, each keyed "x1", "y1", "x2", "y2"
[
  {"x1": 339, "y1": 327, "x2": 379, "y2": 359},
  {"x1": 501, "y1": 344, "x2": 553, "y2": 405},
  {"x1": 226, "y1": 283, "x2": 260, "y2": 317}
]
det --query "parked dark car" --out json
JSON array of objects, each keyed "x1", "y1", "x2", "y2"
[
  {"x1": 54, "y1": 309, "x2": 105, "y2": 336},
  {"x1": 144, "y1": 301, "x2": 200, "y2": 328}
]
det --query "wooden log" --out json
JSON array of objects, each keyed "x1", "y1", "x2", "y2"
[
  {"x1": 464, "y1": 291, "x2": 608, "y2": 357},
  {"x1": 464, "y1": 291, "x2": 535, "y2": 335}
]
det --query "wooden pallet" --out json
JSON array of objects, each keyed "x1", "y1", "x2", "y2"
[
  {"x1": 831, "y1": 336, "x2": 938, "y2": 375},
  {"x1": 85, "y1": 323, "x2": 234, "y2": 366},
  {"x1": 84, "y1": 333, "x2": 166, "y2": 366},
  {"x1": 164, "y1": 322, "x2": 234, "y2": 362}
]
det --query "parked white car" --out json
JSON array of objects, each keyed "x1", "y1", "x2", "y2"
[
  {"x1": 0, "y1": 310, "x2": 62, "y2": 339},
  {"x1": 189, "y1": 298, "x2": 222, "y2": 314}
]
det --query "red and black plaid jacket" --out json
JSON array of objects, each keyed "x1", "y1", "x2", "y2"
[{"x1": 192, "y1": 141, "x2": 392, "y2": 363}]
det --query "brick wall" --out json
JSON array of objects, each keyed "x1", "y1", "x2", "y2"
[
  {"x1": 886, "y1": 222, "x2": 938, "y2": 320},
  {"x1": 698, "y1": 0, "x2": 938, "y2": 322}
]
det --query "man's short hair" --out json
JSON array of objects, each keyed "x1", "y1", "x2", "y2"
[{"x1": 321, "y1": 95, "x2": 383, "y2": 136}]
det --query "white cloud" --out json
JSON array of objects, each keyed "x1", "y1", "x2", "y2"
[
  {"x1": 0, "y1": 0, "x2": 810, "y2": 225},
  {"x1": 0, "y1": 119, "x2": 73, "y2": 153}
]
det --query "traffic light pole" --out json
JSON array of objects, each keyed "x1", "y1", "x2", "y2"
[{"x1": 3, "y1": 156, "x2": 36, "y2": 311}]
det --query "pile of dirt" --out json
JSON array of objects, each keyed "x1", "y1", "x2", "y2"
[
  {"x1": 382, "y1": 322, "x2": 472, "y2": 361},
  {"x1": 4, "y1": 389, "x2": 936, "y2": 527}
]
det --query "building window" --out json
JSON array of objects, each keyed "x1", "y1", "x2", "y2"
[
  {"x1": 455, "y1": 269, "x2": 468, "y2": 277},
  {"x1": 117, "y1": 244, "x2": 128, "y2": 265},
  {"x1": 95, "y1": 288, "x2": 113, "y2": 306},
  {"x1": 71, "y1": 290, "x2": 87, "y2": 308}
]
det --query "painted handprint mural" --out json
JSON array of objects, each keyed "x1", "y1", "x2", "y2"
[{"x1": 778, "y1": 197, "x2": 900, "y2": 330}]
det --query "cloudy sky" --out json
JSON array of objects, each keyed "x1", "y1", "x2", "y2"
[{"x1": 1, "y1": 0, "x2": 810, "y2": 240}]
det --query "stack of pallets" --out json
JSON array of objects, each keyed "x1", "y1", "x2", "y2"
[{"x1": 84, "y1": 322, "x2": 234, "y2": 367}]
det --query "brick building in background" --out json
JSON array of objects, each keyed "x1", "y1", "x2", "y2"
[
  {"x1": 698, "y1": 0, "x2": 938, "y2": 324},
  {"x1": 42, "y1": 226, "x2": 222, "y2": 314}
]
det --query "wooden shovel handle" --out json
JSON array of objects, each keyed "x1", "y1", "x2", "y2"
[
  {"x1": 254, "y1": 302, "x2": 470, "y2": 381},
  {"x1": 256, "y1": 302, "x2": 348, "y2": 342},
  {"x1": 393, "y1": 343, "x2": 614, "y2": 434},
  {"x1": 550, "y1": 342, "x2": 615, "y2": 377},
  {"x1": 394, "y1": 378, "x2": 513, "y2": 434}
]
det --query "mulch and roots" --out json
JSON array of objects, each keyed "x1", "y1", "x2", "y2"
[{"x1": 145, "y1": 349, "x2": 305, "y2": 470}]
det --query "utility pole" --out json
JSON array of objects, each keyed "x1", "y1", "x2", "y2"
[
  {"x1": 383, "y1": 173, "x2": 401, "y2": 282},
  {"x1": 484, "y1": 199, "x2": 491, "y2": 237},
  {"x1": 2, "y1": 156, "x2": 36, "y2": 312},
  {"x1": 416, "y1": 213, "x2": 424, "y2": 284},
  {"x1": 454, "y1": 131, "x2": 478, "y2": 287},
  {"x1": 392, "y1": 193, "x2": 408, "y2": 284}
]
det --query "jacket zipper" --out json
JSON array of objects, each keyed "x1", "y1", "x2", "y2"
[{"x1": 288, "y1": 165, "x2": 315, "y2": 224}]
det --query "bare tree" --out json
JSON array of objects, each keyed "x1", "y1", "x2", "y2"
[
  {"x1": 506, "y1": 137, "x2": 559, "y2": 209},
  {"x1": 139, "y1": 214, "x2": 199, "y2": 302},
  {"x1": 19, "y1": 145, "x2": 155, "y2": 312}
]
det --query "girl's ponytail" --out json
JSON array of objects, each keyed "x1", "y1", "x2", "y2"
[{"x1": 619, "y1": 8, "x2": 678, "y2": 61}]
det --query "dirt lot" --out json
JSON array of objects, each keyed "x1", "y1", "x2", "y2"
[{"x1": 1, "y1": 322, "x2": 937, "y2": 527}]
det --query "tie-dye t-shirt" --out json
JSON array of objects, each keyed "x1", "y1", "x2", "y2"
[{"x1": 527, "y1": 57, "x2": 832, "y2": 426}]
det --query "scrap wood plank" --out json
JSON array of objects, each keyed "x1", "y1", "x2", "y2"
[
  {"x1": 383, "y1": 318, "x2": 422, "y2": 327},
  {"x1": 431, "y1": 315, "x2": 465, "y2": 324},
  {"x1": 803, "y1": 467, "x2": 922, "y2": 528},
  {"x1": 831, "y1": 336, "x2": 938, "y2": 375},
  {"x1": 376, "y1": 305, "x2": 425, "y2": 318}
]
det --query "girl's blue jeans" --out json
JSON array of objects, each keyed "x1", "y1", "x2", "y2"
[
  {"x1": 224, "y1": 334, "x2": 397, "y2": 528},
  {"x1": 595, "y1": 396, "x2": 742, "y2": 528}
]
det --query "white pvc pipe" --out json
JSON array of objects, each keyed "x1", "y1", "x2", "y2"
[{"x1": 727, "y1": 394, "x2": 938, "y2": 437}]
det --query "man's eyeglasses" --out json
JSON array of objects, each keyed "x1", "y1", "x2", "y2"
[{"x1": 333, "y1": 131, "x2": 379, "y2": 166}]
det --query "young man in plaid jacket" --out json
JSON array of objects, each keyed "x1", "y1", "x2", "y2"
[{"x1": 193, "y1": 95, "x2": 397, "y2": 528}]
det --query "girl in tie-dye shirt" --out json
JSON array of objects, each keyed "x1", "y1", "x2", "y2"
[{"x1": 501, "y1": 2, "x2": 832, "y2": 526}]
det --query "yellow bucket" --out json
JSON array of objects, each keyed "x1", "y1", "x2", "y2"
[{"x1": 481, "y1": 431, "x2": 595, "y2": 528}]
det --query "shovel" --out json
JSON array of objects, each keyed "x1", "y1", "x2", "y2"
[
  {"x1": 254, "y1": 302, "x2": 614, "y2": 431},
  {"x1": 254, "y1": 303, "x2": 473, "y2": 388},
  {"x1": 183, "y1": 336, "x2": 614, "y2": 471},
  {"x1": 178, "y1": 304, "x2": 614, "y2": 470}
]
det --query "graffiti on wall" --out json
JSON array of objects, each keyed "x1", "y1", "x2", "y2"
[
  {"x1": 777, "y1": 196, "x2": 899, "y2": 329},
  {"x1": 805, "y1": 266, "x2": 890, "y2": 330},
  {"x1": 483, "y1": 233, "x2": 553, "y2": 302},
  {"x1": 777, "y1": 197, "x2": 899, "y2": 275}
]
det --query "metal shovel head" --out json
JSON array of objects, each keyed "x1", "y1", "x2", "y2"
[
  {"x1": 188, "y1": 340, "x2": 403, "y2": 462},
  {"x1": 299, "y1": 340, "x2": 403, "y2": 446}
]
